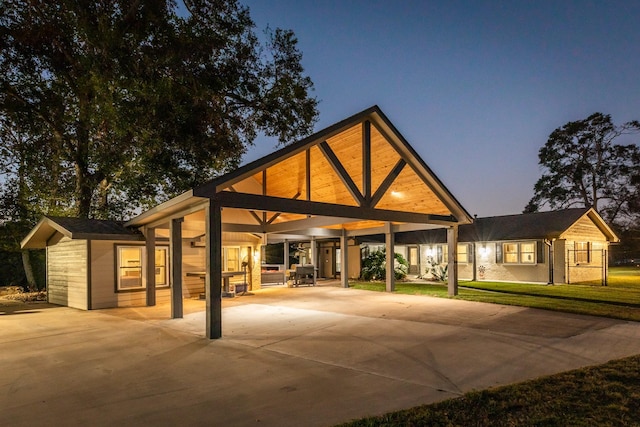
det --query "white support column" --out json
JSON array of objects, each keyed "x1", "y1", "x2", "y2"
[
  {"x1": 447, "y1": 225, "x2": 459, "y2": 296},
  {"x1": 206, "y1": 200, "x2": 222, "y2": 339},
  {"x1": 145, "y1": 227, "x2": 156, "y2": 306},
  {"x1": 385, "y1": 222, "x2": 395, "y2": 292},
  {"x1": 170, "y1": 218, "x2": 184, "y2": 318},
  {"x1": 340, "y1": 229, "x2": 349, "y2": 288}
]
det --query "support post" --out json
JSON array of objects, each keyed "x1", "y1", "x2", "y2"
[
  {"x1": 447, "y1": 225, "x2": 458, "y2": 296},
  {"x1": 170, "y1": 218, "x2": 184, "y2": 318},
  {"x1": 283, "y1": 239, "x2": 289, "y2": 270},
  {"x1": 206, "y1": 200, "x2": 223, "y2": 339},
  {"x1": 471, "y1": 242, "x2": 477, "y2": 282},
  {"x1": 385, "y1": 222, "x2": 395, "y2": 292},
  {"x1": 310, "y1": 236, "x2": 317, "y2": 285},
  {"x1": 340, "y1": 229, "x2": 349, "y2": 288},
  {"x1": 145, "y1": 227, "x2": 156, "y2": 306}
]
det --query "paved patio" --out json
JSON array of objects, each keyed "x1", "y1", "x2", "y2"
[{"x1": 2, "y1": 286, "x2": 640, "y2": 426}]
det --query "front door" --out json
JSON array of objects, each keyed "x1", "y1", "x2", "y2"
[
  {"x1": 408, "y1": 246, "x2": 419, "y2": 275},
  {"x1": 319, "y1": 247, "x2": 335, "y2": 278}
]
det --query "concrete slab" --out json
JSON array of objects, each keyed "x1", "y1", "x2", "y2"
[{"x1": 2, "y1": 287, "x2": 640, "y2": 426}]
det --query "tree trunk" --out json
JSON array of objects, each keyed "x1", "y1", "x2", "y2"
[{"x1": 21, "y1": 250, "x2": 37, "y2": 290}]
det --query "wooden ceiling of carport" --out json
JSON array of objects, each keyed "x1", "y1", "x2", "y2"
[{"x1": 217, "y1": 120, "x2": 453, "y2": 232}]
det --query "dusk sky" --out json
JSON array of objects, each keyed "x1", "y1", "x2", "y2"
[{"x1": 241, "y1": 0, "x2": 640, "y2": 217}]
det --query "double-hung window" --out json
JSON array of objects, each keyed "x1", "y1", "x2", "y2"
[{"x1": 503, "y1": 242, "x2": 536, "y2": 264}]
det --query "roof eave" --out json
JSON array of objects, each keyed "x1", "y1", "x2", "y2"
[{"x1": 20, "y1": 217, "x2": 72, "y2": 249}]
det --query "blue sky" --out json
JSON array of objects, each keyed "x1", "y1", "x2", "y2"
[{"x1": 240, "y1": 0, "x2": 640, "y2": 217}]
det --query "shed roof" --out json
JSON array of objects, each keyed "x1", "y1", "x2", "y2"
[
  {"x1": 21, "y1": 216, "x2": 143, "y2": 249},
  {"x1": 394, "y1": 208, "x2": 619, "y2": 244}
]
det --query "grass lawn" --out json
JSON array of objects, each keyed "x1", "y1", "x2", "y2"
[
  {"x1": 336, "y1": 354, "x2": 640, "y2": 427},
  {"x1": 341, "y1": 267, "x2": 640, "y2": 426},
  {"x1": 349, "y1": 266, "x2": 640, "y2": 321}
]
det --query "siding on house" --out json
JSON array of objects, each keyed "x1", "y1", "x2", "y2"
[
  {"x1": 47, "y1": 237, "x2": 88, "y2": 309},
  {"x1": 560, "y1": 216, "x2": 609, "y2": 283},
  {"x1": 472, "y1": 241, "x2": 550, "y2": 283},
  {"x1": 89, "y1": 240, "x2": 172, "y2": 309}
]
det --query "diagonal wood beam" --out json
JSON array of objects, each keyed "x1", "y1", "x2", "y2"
[
  {"x1": 318, "y1": 141, "x2": 365, "y2": 205},
  {"x1": 229, "y1": 185, "x2": 264, "y2": 226},
  {"x1": 370, "y1": 159, "x2": 406, "y2": 207},
  {"x1": 363, "y1": 120, "x2": 372, "y2": 204},
  {"x1": 266, "y1": 192, "x2": 301, "y2": 225}
]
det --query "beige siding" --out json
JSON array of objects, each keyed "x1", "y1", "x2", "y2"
[
  {"x1": 182, "y1": 240, "x2": 205, "y2": 298},
  {"x1": 560, "y1": 216, "x2": 609, "y2": 283},
  {"x1": 560, "y1": 216, "x2": 608, "y2": 241},
  {"x1": 90, "y1": 241, "x2": 171, "y2": 309},
  {"x1": 419, "y1": 242, "x2": 550, "y2": 284},
  {"x1": 47, "y1": 238, "x2": 88, "y2": 309}
]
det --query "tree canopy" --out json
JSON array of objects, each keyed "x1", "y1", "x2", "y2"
[
  {"x1": 525, "y1": 112, "x2": 640, "y2": 228},
  {"x1": 0, "y1": 0, "x2": 318, "y2": 221}
]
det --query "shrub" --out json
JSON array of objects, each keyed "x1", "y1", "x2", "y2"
[
  {"x1": 361, "y1": 249, "x2": 409, "y2": 281},
  {"x1": 425, "y1": 256, "x2": 448, "y2": 281}
]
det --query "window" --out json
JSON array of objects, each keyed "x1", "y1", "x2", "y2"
[
  {"x1": 504, "y1": 243, "x2": 519, "y2": 263},
  {"x1": 503, "y1": 242, "x2": 536, "y2": 264},
  {"x1": 117, "y1": 246, "x2": 143, "y2": 290},
  {"x1": 457, "y1": 244, "x2": 468, "y2": 263},
  {"x1": 437, "y1": 245, "x2": 448, "y2": 264},
  {"x1": 223, "y1": 247, "x2": 241, "y2": 272},
  {"x1": 520, "y1": 242, "x2": 536, "y2": 264},
  {"x1": 116, "y1": 245, "x2": 170, "y2": 291},
  {"x1": 155, "y1": 247, "x2": 169, "y2": 286},
  {"x1": 336, "y1": 248, "x2": 341, "y2": 273},
  {"x1": 575, "y1": 242, "x2": 591, "y2": 263}
]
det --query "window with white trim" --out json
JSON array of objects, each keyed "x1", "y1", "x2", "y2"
[
  {"x1": 502, "y1": 242, "x2": 536, "y2": 264},
  {"x1": 116, "y1": 245, "x2": 170, "y2": 291},
  {"x1": 457, "y1": 244, "x2": 469, "y2": 263},
  {"x1": 223, "y1": 246, "x2": 241, "y2": 272}
]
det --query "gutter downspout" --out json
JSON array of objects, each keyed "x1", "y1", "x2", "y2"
[{"x1": 545, "y1": 239, "x2": 554, "y2": 284}]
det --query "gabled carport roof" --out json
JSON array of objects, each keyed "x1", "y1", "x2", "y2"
[
  {"x1": 127, "y1": 105, "x2": 472, "y2": 238},
  {"x1": 123, "y1": 106, "x2": 473, "y2": 339}
]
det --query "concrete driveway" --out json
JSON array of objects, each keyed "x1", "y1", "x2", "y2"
[{"x1": 2, "y1": 286, "x2": 640, "y2": 426}]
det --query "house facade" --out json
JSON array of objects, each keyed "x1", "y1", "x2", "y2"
[{"x1": 360, "y1": 208, "x2": 619, "y2": 285}]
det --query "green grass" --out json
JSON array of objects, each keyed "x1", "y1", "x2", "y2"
[
  {"x1": 349, "y1": 266, "x2": 640, "y2": 321},
  {"x1": 336, "y1": 354, "x2": 640, "y2": 427}
]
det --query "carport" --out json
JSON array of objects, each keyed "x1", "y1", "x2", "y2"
[{"x1": 125, "y1": 106, "x2": 472, "y2": 339}]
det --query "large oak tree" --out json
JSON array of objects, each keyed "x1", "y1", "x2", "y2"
[
  {"x1": 0, "y1": 0, "x2": 318, "y2": 220},
  {"x1": 525, "y1": 112, "x2": 640, "y2": 228}
]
